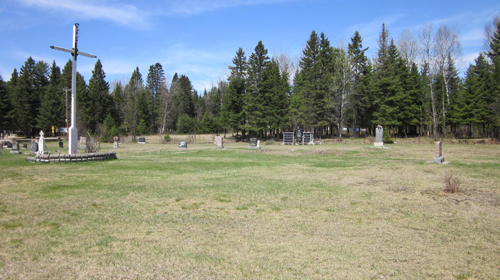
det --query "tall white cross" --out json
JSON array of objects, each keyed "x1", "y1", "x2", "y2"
[{"x1": 50, "y1": 23, "x2": 96, "y2": 154}]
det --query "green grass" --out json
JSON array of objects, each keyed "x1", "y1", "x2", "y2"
[{"x1": 1, "y1": 141, "x2": 500, "y2": 279}]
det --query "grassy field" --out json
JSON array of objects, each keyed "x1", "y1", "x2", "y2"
[{"x1": 0, "y1": 141, "x2": 499, "y2": 279}]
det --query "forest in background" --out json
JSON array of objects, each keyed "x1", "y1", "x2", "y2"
[{"x1": 1, "y1": 16, "x2": 500, "y2": 141}]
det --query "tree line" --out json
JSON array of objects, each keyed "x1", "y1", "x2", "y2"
[{"x1": 1, "y1": 16, "x2": 499, "y2": 141}]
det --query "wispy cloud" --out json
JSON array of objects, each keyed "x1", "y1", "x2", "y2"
[
  {"x1": 165, "y1": 0, "x2": 298, "y2": 16},
  {"x1": 15, "y1": 0, "x2": 150, "y2": 28}
]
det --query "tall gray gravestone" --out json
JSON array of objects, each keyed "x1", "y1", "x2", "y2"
[{"x1": 374, "y1": 125, "x2": 384, "y2": 147}]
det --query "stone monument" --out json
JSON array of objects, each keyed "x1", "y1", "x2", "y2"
[
  {"x1": 138, "y1": 138, "x2": 146, "y2": 144},
  {"x1": 283, "y1": 132, "x2": 294, "y2": 145},
  {"x1": 296, "y1": 128, "x2": 302, "y2": 145},
  {"x1": 38, "y1": 130, "x2": 46, "y2": 155},
  {"x1": 433, "y1": 141, "x2": 444, "y2": 164},
  {"x1": 374, "y1": 125, "x2": 384, "y2": 147},
  {"x1": 215, "y1": 136, "x2": 224, "y2": 149},
  {"x1": 30, "y1": 141, "x2": 38, "y2": 153},
  {"x1": 303, "y1": 132, "x2": 314, "y2": 145},
  {"x1": 249, "y1": 138, "x2": 261, "y2": 150},
  {"x1": 113, "y1": 136, "x2": 120, "y2": 149},
  {"x1": 178, "y1": 141, "x2": 187, "y2": 149}
]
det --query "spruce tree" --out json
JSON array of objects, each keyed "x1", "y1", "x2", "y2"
[
  {"x1": 348, "y1": 31, "x2": 370, "y2": 135},
  {"x1": 82, "y1": 59, "x2": 111, "y2": 134},
  {"x1": 13, "y1": 57, "x2": 39, "y2": 137},
  {"x1": 245, "y1": 41, "x2": 270, "y2": 136},
  {"x1": 146, "y1": 63, "x2": 166, "y2": 133},
  {"x1": 0, "y1": 76, "x2": 9, "y2": 132},
  {"x1": 37, "y1": 61, "x2": 65, "y2": 134}
]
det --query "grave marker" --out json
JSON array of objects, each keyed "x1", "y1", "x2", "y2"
[
  {"x1": 303, "y1": 132, "x2": 314, "y2": 145},
  {"x1": 178, "y1": 141, "x2": 187, "y2": 149},
  {"x1": 433, "y1": 141, "x2": 444, "y2": 164},
  {"x1": 38, "y1": 130, "x2": 46, "y2": 155},
  {"x1": 30, "y1": 141, "x2": 38, "y2": 153},
  {"x1": 138, "y1": 138, "x2": 146, "y2": 144},
  {"x1": 215, "y1": 136, "x2": 224, "y2": 149},
  {"x1": 249, "y1": 138, "x2": 261, "y2": 150},
  {"x1": 113, "y1": 136, "x2": 119, "y2": 149},
  {"x1": 374, "y1": 125, "x2": 384, "y2": 147},
  {"x1": 283, "y1": 132, "x2": 294, "y2": 145}
]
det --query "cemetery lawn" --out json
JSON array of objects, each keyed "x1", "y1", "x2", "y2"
[{"x1": 1, "y1": 142, "x2": 500, "y2": 279}]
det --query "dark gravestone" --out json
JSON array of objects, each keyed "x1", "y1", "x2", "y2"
[
  {"x1": 138, "y1": 138, "x2": 146, "y2": 144},
  {"x1": 249, "y1": 138, "x2": 261, "y2": 150},
  {"x1": 0, "y1": 143, "x2": 3, "y2": 149},
  {"x1": 283, "y1": 132, "x2": 294, "y2": 145},
  {"x1": 23, "y1": 143, "x2": 28, "y2": 149},
  {"x1": 10, "y1": 142, "x2": 22, "y2": 154},
  {"x1": 6, "y1": 142, "x2": 12, "y2": 149},
  {"x1": 296, "y1": 128, "x2": 302, "y2": 144},
  {"x1": 59, "y1": 139, "x2": 64, "y2": 148},
  {"x1": 178, "y1": 141, "x2": 187, "y2": 149}
]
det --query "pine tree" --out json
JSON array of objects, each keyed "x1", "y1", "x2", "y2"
[
  {"x1": 294, "y1": 31, "x2": 321, "y2": 130},
  {"x1": 0, "y1": 76, "x2": 9, "y2": 132},
  {"x1": 373, "y1": 26, "x2": 404, "y2": 132},
  {"x1": 486, "y1": 20, "x2": 500, "y2": 134},
  {"x1": 245, "y1": 41, "x2": 270, "y2": 136},
  {"x1": 228, "y1": 48, "x2": 247, "y2": 80},
  {"x1": 224, "y1": 48, "x2": 247, "y2": 135},
  {"x1": 146, "y1": 63, "x2": 166, "y2": 133},
  {"x1": 82, "y1": 59, "x2": 111, "y2": 134},
  {"x1": 13, "y1": 57, "x2": 39, "y2": 137},
  {"x1": 348, "y1": 31, "x2": 370, "y2": 135},
  {"x1": 37, "y1": 61, "x2": 65, "y2": 134},
  {"x1": 460, "y1": 54, "x2": 493, "y2": 137}
]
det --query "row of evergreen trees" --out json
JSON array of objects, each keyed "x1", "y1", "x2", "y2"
[{"x1": 1, "y1": 19, "x2": 499, "y2": 140}]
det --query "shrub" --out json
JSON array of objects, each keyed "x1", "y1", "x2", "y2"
[
  {"x1": 443, "y1": 173, "x2": 461, "y2": 193},
  {"x1": 164, "y1": 134, "x2": 171, "y2": 143},
  {"x1": 383, "y1": 129, "x2": 394, "y2": 144},
  {"x1": 265, "y1": 140, "x2": 275, "y2": 145}
]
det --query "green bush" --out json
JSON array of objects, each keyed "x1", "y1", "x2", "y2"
[
  {"x1": 164, "y1": 134, "x2": 171, "y2": 142},
  {"x1": 383, "y1": 129, "x2": 394, "y2": 144}
]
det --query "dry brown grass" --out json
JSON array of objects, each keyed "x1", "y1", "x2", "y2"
[{"x1": 0, "y1": 141, "x2": 499, "y2": 279}]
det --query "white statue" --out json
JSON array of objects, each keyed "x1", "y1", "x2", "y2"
[{"x1": 38, "y1": 130, "x2": 46, "y2": 155}]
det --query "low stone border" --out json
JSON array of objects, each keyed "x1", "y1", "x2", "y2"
[{"x1": 26, "y1": 152, "x2": 117, "y2": 163}]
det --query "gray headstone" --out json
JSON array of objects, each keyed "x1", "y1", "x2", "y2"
[
  {"x1": 178, "y1": 141, "x2": 187, "y2": 149},
  {"x1": 30, "y1": 142, "x2": 38, "y2": 153},
  {"x1": 249, "y1": 138, "x2": 261, "y2": 149},
  {"x1": 12, "y1": 142, "x2": 19, "y2": 151},
  {"x1": 374, "y1": 125, "x2": 384, "y2": 147},
  {"x1": 138, "y1": 138, "x2": 146, "y2": 144},
  {"x1": 215, "y1": 136, "x2": 223, "y2": 149},
  {"x1": 0, "y1": 143, "x2": 3, "y2": 149}
]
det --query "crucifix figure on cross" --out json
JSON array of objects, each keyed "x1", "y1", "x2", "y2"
[{"x1": 50, "y1": 23, "x2": 96, "y2": 154}]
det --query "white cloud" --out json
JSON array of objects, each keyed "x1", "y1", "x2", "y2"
[
  {"x1": 15, "y1": 0, "x2": 150, "y2": 28},
  {"x1": 165, "y1": 0, "x2": 298, "y2": 16}
]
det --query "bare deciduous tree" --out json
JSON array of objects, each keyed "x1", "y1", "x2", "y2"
[
  {"x1": 419, "y1": 23, "x2": 439, "y2": 140},
  {"x1": 398, "y1": 29, "x2": 419, "y2": 67}
]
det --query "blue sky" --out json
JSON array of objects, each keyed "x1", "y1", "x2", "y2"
[{"x1": 1, "y1": 0, "x2": 499, "y2": 92}]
